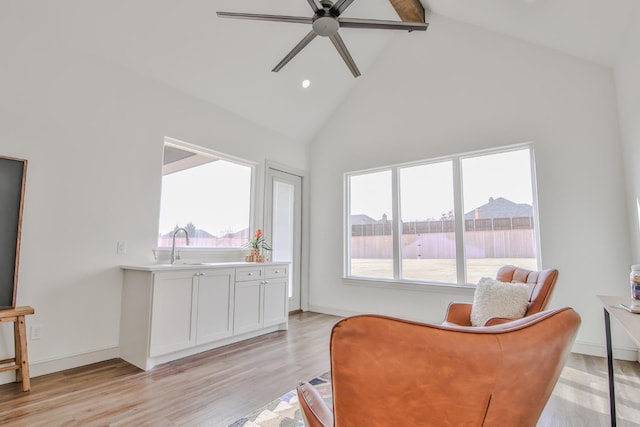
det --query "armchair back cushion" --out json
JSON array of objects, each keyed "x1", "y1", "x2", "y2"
[
  {"x1": 443, "y1": 265, "x2": 559, "y2": 326},
  {"x1": 298, "y1": 308, "x2": 580, "y2": 427},
  {"x1": 496, "y1": 265, "x2": 558, "y2": 315}
]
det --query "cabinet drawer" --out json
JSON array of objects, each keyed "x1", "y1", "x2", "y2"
[
  {"x1": 236, "y1": 266, "x2": 263, "y2": 282},
  {"x1": 265, "y1": 265, "x2": 288, "y2": 279}
]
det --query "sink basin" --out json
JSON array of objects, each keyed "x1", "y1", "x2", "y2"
[
  {"x1": 151, "y1": 261, "x2": 243, "y2": 269},
  {"x1": 152, "y1": 262, "x2": 207, "y2": 267}
]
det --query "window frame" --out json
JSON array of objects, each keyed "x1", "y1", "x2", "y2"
[
  {"x1": 343, "y1": 142, "x2": 541, "y2": 290},
  {"x1": 156, "y1": 137, "x2": 258, "y2": 259}
]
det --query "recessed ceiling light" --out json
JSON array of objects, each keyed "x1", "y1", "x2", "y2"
[{"x1": 302, "y1": 79, "x2": 311, "y2": 89}]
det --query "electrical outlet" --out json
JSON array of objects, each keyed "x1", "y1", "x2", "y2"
[
  {"x1": 117, "y1": 241, "x2": 128, "y2": 255},
  {"x1": 30, "y1": 325, "x2": 43, "y2": 341}
]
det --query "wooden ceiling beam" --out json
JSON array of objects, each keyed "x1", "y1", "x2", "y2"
[{"x1": 389, "y1": 0, "x2": 427, "y2": 23}]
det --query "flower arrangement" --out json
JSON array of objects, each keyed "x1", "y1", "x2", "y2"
[
  {"x1": 245, "y1": 229, "x2": 271, "y2": 262},
  {"x1": 246, "y1": 229, "x2": 272, "y2": 251}
]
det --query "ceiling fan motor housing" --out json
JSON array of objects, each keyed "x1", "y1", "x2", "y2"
[{"x1": 313, "y1": 15, "x2": 340, "y2": 36}]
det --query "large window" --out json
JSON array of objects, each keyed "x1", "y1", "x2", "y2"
[
  {"x1": 346, "y1": 145, "x2": 539, "y2": 286},
  {"x1": 461, "y1": 149, "x2": 538, "y2": 283},
  {"x1": 400, "y1": 161, "x2": 457, "y2": 283},
  {"x1": 349, "y1": 170, "x2": 393, "y2": 279},
  {"x1": 158, "y1": 140, "x2": 254, "y2": 249}
]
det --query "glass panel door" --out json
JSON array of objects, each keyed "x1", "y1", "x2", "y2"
[{"x1": 265, "y1": 168, "x2": 302, "y2": 311}]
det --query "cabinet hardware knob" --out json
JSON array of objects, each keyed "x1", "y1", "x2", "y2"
[
  {"x1": 264, "y1": 280, "x2": 269, "y2": 284},
  {"x1": 248, "y1": 272, "x2": 253, "y2": 276},
  {"x1": 275, "y1": 270, "x2": 280, "y2": 273}
]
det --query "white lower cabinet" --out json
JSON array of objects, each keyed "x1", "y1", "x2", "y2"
[
  {"x1": 263, "y1": 277, "x2": 288, "y2": 327},
  {"x1": 120, "y1": 263, "x2": 288, "y2": 371},
  {"x1": 149, "y1": 268, "x2": 234, "y2": 357},
  {"x1": 264, "y1": 265, "x2": 288, "y2": 327},
  {"x1": 233, "y1": 279, "x2": 263, "y2": 335},
  {"x1": 196, "y1": 269, "x2": 235, "y2": 344},
  {"x1": 234, "y1": 265, "x2": 289, "y2": 334},
  {"x1": 149, "y1": 270, "x2": 198, "y2": 357}
]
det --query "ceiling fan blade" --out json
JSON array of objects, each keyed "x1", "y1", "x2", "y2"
[
  {"x1": 330, "y1": 0, "x2": 356, "y2": 16},
  {"x1": 339, "y1": 17, "x2": 428, "y2": 31},
  {"x1": 272, "y1": 31, "x2": 318, "y2": 72},
  {"x1": 216, "y1": 12, "x2": 312, "y2": 25},
  {"x1": 328, "y1": 33, "x2": 361, "y2": 78},
  {"x1": 306, "y1": 0, "x2": 320, "y2": 13}
]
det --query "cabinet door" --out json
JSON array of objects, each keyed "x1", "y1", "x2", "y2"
[
  {"x1": 150, "y1": 270, "x2": 197, "y2": 357},
  {"x1": 263, "y1": 277, "x2": 288, "y2": 327},
  {"x1": 196, "y1": 268, "x2": 235, "y2": 344},
  {"x1": 234, "y1": 280, "x2": 263, "y2": 335}
]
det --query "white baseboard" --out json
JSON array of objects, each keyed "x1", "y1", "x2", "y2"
[
  {"x1": 0, "y1": 346, "x2": 120, "y2": 386},
  {"x1": 306, "y1": 305, "x2": 640, "y2": 363},
  {"x1": 305, "y1": 305, "x2": 443, "y2": 324},
  {"x1": 572, "y1": 340, "x2": 640, "y2": 362},
  {"x1": 307, "y1": 304, "x2": 361, "y2": 318},
  {"x1": 31, "y1": 346, "x2": 121, "y2": 377}
]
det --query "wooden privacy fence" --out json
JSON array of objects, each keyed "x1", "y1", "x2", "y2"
[
  {"x1": 351, "y1": 217, "x2": 536, "y2": 259},
  {"x1": 351, "y1": 217, "x2": 534, "y2": 236}
]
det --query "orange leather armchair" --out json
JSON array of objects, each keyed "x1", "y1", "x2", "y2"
[
  {"x1": 444, "y1": 265, "x2": 559, "y2": 326},
  {"x1": 297, "y1": 307, "x2": 580, "y2": 427}
]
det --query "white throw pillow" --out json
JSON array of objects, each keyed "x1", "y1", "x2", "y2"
[{"x1": 470, "y1": 277, "x2": 530, "y2": 326}]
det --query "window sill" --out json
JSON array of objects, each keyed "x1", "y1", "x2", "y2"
[{"x1": 342, "y1": 277, "x2": 475, "y2": 295}]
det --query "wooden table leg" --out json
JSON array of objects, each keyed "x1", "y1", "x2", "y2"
[
  {"x1": 14, "y1": 315, "x2": 30, "y2": 392},
  {"x1": 604, "y1": 308, "x2": 616, "y2": 427}
]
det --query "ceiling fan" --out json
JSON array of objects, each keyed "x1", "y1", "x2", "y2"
[{"x1": 217, "y1": 0, "x2": 429, "y2": 77}]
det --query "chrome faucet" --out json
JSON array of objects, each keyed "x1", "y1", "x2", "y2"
[{"x1": 170, "y1": 227, "x2": 190, "y2": 264}]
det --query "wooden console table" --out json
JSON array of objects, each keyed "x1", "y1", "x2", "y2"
[
  {"x1": 0, "y1": 306, "x2": 35, "y2": 391},
  {"x1": 598, "y1": 295, "x2": 640, "y2": 427}
]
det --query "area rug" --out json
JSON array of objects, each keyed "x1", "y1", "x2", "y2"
[{"x1": 229, "y1": 372, "x2": 332, "y2": 427}]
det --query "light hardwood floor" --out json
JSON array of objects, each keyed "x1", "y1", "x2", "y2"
[{"x1": 0, "y1": 312, "x2": 638, "y2": 426}]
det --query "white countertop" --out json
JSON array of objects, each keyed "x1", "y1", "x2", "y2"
[{"x1": 120, "y1": 261, "x2": 287, "y2": 272}]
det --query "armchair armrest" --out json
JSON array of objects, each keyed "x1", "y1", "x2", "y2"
[
  {"x1": 443, "y1": 301, "x2": 473, "y2": 326},
  {"x1": 484, "y1": 316, "x2": 520, "y2": 326},
  {"x1": 296, "y1": 381, "x2": 333, "y2": 427}
]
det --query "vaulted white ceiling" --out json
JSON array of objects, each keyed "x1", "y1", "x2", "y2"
[
  {"x1": 3, "y1": 0, "x2": 636, "y2": 143},
  {"x1": 425, "y1": 0, "x2": 636, "y2": 67}
]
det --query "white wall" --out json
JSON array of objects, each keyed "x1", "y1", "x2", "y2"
[
  {"x1": 308, "y1": 15, "x2": 634, "y2": 357},
  {"x1": 614, "y1": 5, "x2": 640, "y2": 264},
  {"x1": 0, "y1": 33, "x2": 307, "y2": 380},
  {"x1": 1, "y1": 8, "x2": 637, "y2": 384}
]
